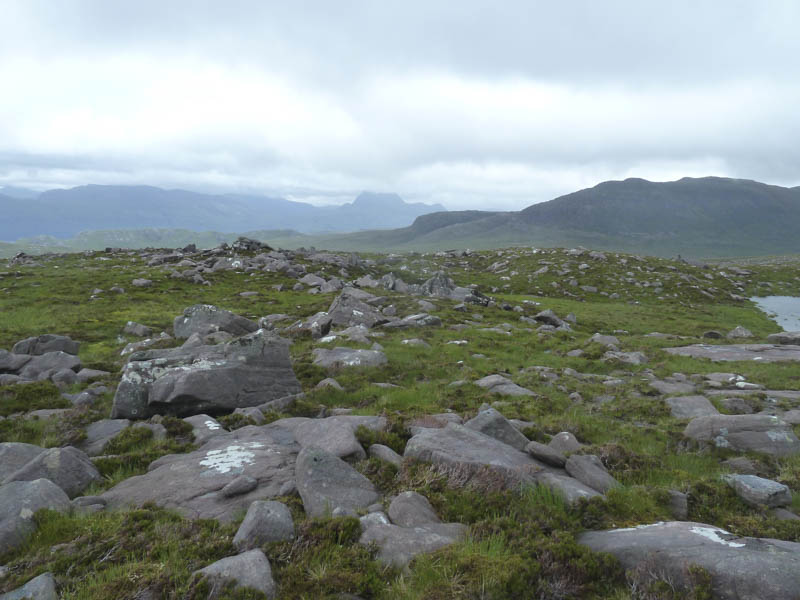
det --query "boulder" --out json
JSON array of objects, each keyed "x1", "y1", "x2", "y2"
[
  {"x1": 388, "y1": 491, "x2": 441, "y2": 528},
  {"x1": 525, "y1": 441, "x2": 566, "y2": 468},
  {"x1": 473, "y1": 374, "x2": 535, "y2": 397},
  {"x1": 665, "y1": 395, "x2": 719, "y2": 419},
  {"x1": 0, "y1": 350, "x2": 32, "y2": 373},
  {"x1": 548, "y1": 432, "x2": 583, "y2": 454},
  {"x1": 111, "y1": 329, "x2": 301, "y2": 419},
  {"x1": 0, "y1": 479, "x2": 71, "y2": 554},
  {"x1": 102, "y1": 426, "x2": 297, "y2": 521},
  {"x1": 603, "y1": 351, "x2": 648, "y2": 365},
  {"x1": 292, "y1": 418, "x2": 366, "y2": 460},
  {"x1": 327, "y1": 289, "x2": 389, "y2": 329},
  {"x1": 17, "y1": 352, "x2": 81, "y2": 381},
  {"x1": 312, "y1": 347, "x2": 388, "y2": 371},
  {"x1": 727, "y1": 325, "x2": 754, "y2": 339},
  {"x1": 464, "y1": 407, "x2": 530, "y2": 451},
  {"x1": 81, "y1": 419, "x2": 132, "y2": 456},
  {"x1": 683, "y1": 414, "x2": 800, "y2": 456},
  {"x1": 724, "y1": 474, "x2": 792, "y2": 508},
  {"x1": 194, "y1": 549, "x2": 276, "y2": 600},
  {"x1": 183, "y1": 414, "x2": 227, "y2": 445},
  {"x1": 233, "y1": 500, "x2": 294, "y2": 551},
  {"x1": 383, "y1": 314, "x2": 442, "y2": 329},
  {"x1": 123, "y1": 321, "x2": 153, "y2": 337},
  {"x1": 369, "y1": 444, "x2": 404, "y2": 467},
  {"x1": 0, "y1": 442, "x2": 46, "y2": 480},
  {"x1": 564, "y1": 454, "x2": 619, "y2": 493},
  {"x1": 172, "y1": 304, "x2": 259, "y2": 339},
  {"x1": 359, "y1": 521, "x2": 467, "y2": 569},
  {"x1": 12, "y1": 334, "x2": 79, "y2": 356},
  {"x1": 767, "y1": 331, "x2": 800, "y2": 345},
  {"x1": 0, "y1": 572, "x2": 58, "y2": 600},
  {"x1": 295, "y1": 446, "x2": 380, "y2": 517},
  {"x1": 578, "y1": 521, "x2": 800, "y2": 599},
  {"x1": 2, "y1": 446, "x2": 101, "y2": 498}
]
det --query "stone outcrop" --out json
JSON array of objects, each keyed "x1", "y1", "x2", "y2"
[{"x1": 112, "y1": 329, "x2": 301, "y2": 419}]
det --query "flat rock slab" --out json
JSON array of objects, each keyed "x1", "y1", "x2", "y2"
[
  {"x1": 665, "y1": 343, "x2": 800, "y2": 362},
  {"x1": 473, "y1": 374, "x2": 535, "y2": 397},
  {"x1": 101, "y1": 426, "x2": 298, "y2": 521},
  {"x1": 112, "y1": 329, "x2": 301, "y2": 419},
  {"x1": 665, "y1": 395, "x2": 719, "y2": 419},
  {"x1": 578, "y1": 521, "x2": 800, "y2": 599},
  {"x1": 724, "y1": 474, "x2": 792, "y2": 508},
  {"x1": 684, "y1": 414, "x2": 800, "y2": 456}
]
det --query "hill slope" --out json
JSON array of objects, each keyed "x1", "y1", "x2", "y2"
[
  {"x1": 297, "y1": 177, "x2": 800, "y2": 257},
  {"x1": 0, "y1": 186, "x2": 444, "y2": 241}
]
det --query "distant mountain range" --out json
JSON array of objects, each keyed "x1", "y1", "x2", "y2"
[
  {"x1": 0, "y1": 185, "x2": 445, "y2": 241},
  {"x1": 3, "y1": 177, "x2": 800, "y2": 258}
]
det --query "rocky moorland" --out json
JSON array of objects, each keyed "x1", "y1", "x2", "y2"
[{"x1": 1, "y1": 238, "x2": 800, "y2": 599}]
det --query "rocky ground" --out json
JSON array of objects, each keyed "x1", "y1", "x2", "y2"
[{"x1": 1, "y1": 239, "x2": 800, "y2": 599}]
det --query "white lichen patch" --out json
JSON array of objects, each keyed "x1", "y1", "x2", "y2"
[
  {"x1": 204, "y1": 420, "x2": 221, "y2": 431},
  {"x1": 767, "y1": 430, "x2": 792, "y2": 442},
  {"x1": 199, "y1": 442, "x2": 265, "y2": 474},
  {"x1": 690, "y1": 526, "x2": 745, "y2": 548}
]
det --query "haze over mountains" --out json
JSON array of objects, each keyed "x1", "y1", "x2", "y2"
[
  {"x1": 3, "y1": 177, "x2": 800, "y2": 259},
  {"x1": 0, "y1": 186, "x2": 445, "y2": 241}
]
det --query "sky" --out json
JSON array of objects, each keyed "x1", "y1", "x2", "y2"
[{"x1": 1, "y1": 0, "x2": 799, "y2": 210}]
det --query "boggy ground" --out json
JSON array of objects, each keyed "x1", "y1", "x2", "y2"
[{"x1": 1, "y1": 243, "x2": 800, "y2": 599}]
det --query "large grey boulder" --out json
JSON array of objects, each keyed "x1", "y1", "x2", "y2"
[
  {"x1": 12, "y1": 334, "x2": 79, "y2": 356},
  {"x1": 724, "y1": 474, "x2": 792, "y2": 508},
  {"x1": 0, "y1": 572, "x2": 58, "y2": 600},
  {"x1": 0, "y1": 350, "x2": 32, "y2": 373},
  {"x1": 295, "y1": 446, "x2": 380, "y2": 517},
  {"x1": 473, "y1": 374, "x2": 535, "y2": 397},
  {"x1": 683, "y1": 414, "x2": 800, "y2": 456},
  {"x1": 665, "y1": 395, "x2": 719, "y2": 419},
  {"x1": 0, "y1": 442, "x2": 46, "y2": 480},
  {"x1": 382, "y1": 314, "x2": 442, "y2": 329},
  {"x1": 102, "y1": 426, "x2": 297, "y2": 521},
  {"x1": 194, "y1": 549, "x2": 276, "y2": 599},
  {"x1": 111, "y1": 329, "x2": 301, "y2": 419},
  {"x1": 312, "y1": 347, "x2": 388, "y2": 371},
  {"x1": 404, "y1": 423, "x2": 543, "y2": 489},
  {"x1": 464, "y1": 407, "x2": 530, "y2": 451},
  {"x1": 665, "y1": 343, "x2": 800, "y2": 363},
  {"x1": 327, "y1": 289, "x2": 389, "y2": 329},
  {"x1": 233, "y1": 500, "x2": 294, "y2": 551},
  {"x1": 578, "y1": 521, "x2": 800, "y2": 599},
  {"x1": 525, "y1": 441, "x2": 566, "y2": 468},
  {"x1": 2, "y1": 446, "x2": 101, "y2": 498},
  {"x1": 0, "y1": 479, "x2": 71, "y2": 554},
  {"x1": 173, "y1": 304, "x2": 259, "y2": 339}
]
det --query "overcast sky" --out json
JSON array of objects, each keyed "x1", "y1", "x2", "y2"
[{"x1": 1, "y1": 1, "x2": 799, "y2": 209}]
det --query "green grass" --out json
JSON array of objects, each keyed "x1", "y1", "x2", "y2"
[{"x1": 2, "y1": 246, "x2": 800, "y2": 598}]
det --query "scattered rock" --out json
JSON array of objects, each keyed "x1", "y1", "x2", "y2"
[
  {"x1": 0, "y1": 479, "x2": 71, "y2": 554},
  {"x1": 464, "y1": 407, "x2": 530, "y2": 451},
  {"x1": 194, "y1": 549, "x2": 276, "y2": 600},
  {"x1": 295, "y1": 446, "x2": 380, "y2": 517},
  {"x1": 233, "y1": 500, "x2": 294, "y2": 551},
  {"x1": 684, "y1": 414, "x2": 800, "y2": 456},
  {"x1": 312, "y1": 347, "x2": 387, "y2": 371},
  {"x1": 0, "y1": 571, "x2": 58, "y2": 600},
  {"x1": 664, "y1": 395, "x2": 719, "y2": 419},
  {"x1": 473, "y1": 374, "x2": 535, "y2": 397},
  {"x1": 12, "y1": 334, "x2": 79, "y2": 356},
  {"x1": 2, "y1": 446, "x2": 101, "y2": 498},
  {"x1": 724, "y1": 474, "x2": 792, "y2": 508}
]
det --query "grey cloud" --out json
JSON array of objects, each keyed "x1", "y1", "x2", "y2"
[{"x1": 1, "y1": 1, "x2": 799, "y2": 209}]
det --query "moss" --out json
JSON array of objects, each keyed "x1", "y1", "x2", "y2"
[
  {"x1": 218, "y1": 413, "x2": 258, "y2": 431},
  {"x1": 354, "y1": 421, "x2": 410, "y2": 455},
  {"x1": 0, "y1": 381, "x2": 70, "y2": 417}
]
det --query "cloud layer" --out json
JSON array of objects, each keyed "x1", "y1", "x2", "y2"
[{"x1": 2, "y1": 0, "x2": 798, "y2": 209}]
